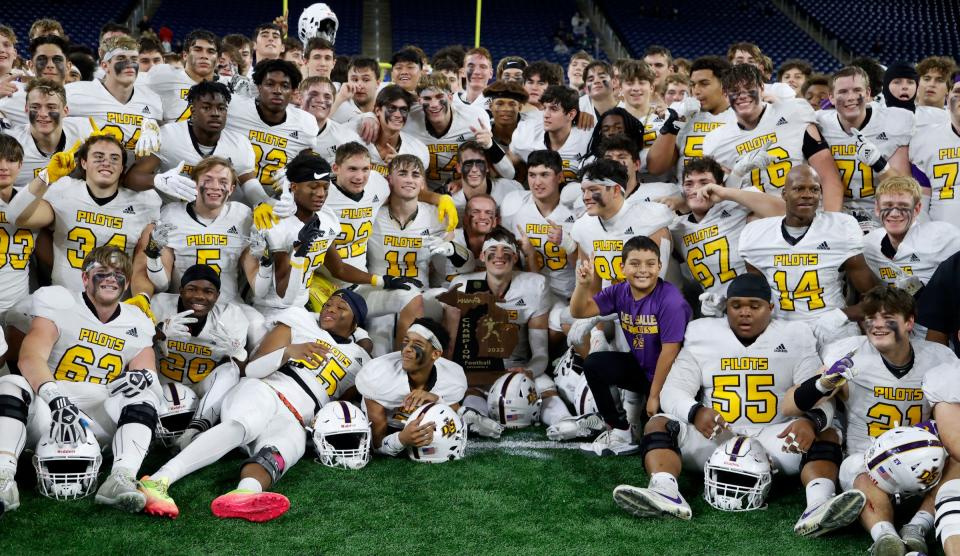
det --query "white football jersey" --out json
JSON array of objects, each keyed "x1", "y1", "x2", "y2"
[
  {"x1": 817, "y1": 106, "x2": 913, "y2": 227},
  {"x1": 275, "y1": 307, "x2": 369, "y2": 399},
  {"x1": 225, "y1": 97, "x2": 319, "y2": 191},
  {"x1": 510, "y1": 112, "x2": 592, "y2": 182},
  {"x1": 824, "y1": 335, "x2": 957, "y2": 453},
  {"x1": 404, "y1": 103, "x2": 485, "y2": 190},
  {"x1": 152, "y1": 293, "x2": 249, "y2": 386},
  {"x1": 451, "y1": 178, "x2": 524, "y2": 213},
  {"x1": 501, "y1": 190, "x2": 577, "y2": 298},
  {"x1": 671, "y1": 200, "x2": 750, "y2": 296},
  {"x1": 703, "y1": 99, "x2": 815, "y2": 196},
  {"x1": 46, "y1": 178, "x2": 161, "y2": 290},
  {"x1": 159, "y1": 201, "x2": 251, "y2": 303},
  {"x1": 255, "y1": 208, "x2": 340, "y2": 311},
  {"x1": 365, "y1": 132, "x2": 430, "y2": 177},
  {"x1": 367, "y1": 202, "x2": 444, "y2": 284},
  {"x1": 922, "y1": 360, "x2": 960, "y2": 404},
  {"x1": 314, "y1": 118, "x2": 362, "y2": 164},
  {"x1": 637, "y1": 110, "x2": 668, "y2": 181},
  {"x1": 0, "y1": 83, "x2": 26, "y2": 127},
  {"x1": 31, "y1": 286, "x2": 154, "y2": 386},
  {"x1": 65, "y1": 80, "x2": 163, "y2": 158},
  {"x1": 915, "y1": 105, "x2": 949, "y2": 130},
  {"x1": 155, "y1": 121, "x2": 256, "y2": 178},
  {"x1": 739, "y1": 212, "x2": 863, "y2": 322},
  {"x1": 0, "y1": 192, "x2": 36, "y2": 316},
  {"x1": 325, "y1": 175, "x2": 390, "y2": 270},
  {"x1": 662, "y1": 318, "x2": 821, "y2": 430},
  {"x1": 570, "y1": 200, "x2": 675, "y2": 287},
  {"x1": 909, "y1": 120, "x2": 960, "y2": 226},
  {"x1": 141, "y1": 64, "x2": 201, "y2": 123},
  {"x1": 863, "y1": 220, "x2": 960, "y2": 287},
  {"x1": 330, "y1": 99, "x2": 366, "y2": 124},
  {"x1": 355, "y1": 351, "x2": 468, "y2": 420},
  {"x1": 675, "y1": 108, "x2": 737, "y2": 180},
  {"x1": 8, "y1": 118, "x2": 93, "y2": 188}
]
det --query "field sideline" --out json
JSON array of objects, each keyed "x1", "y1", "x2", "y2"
[{"x1": 3, "y1": 430, "x2": 882, "y2": 555}]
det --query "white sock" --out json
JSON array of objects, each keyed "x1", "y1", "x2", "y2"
[
  {"x1": 611, "y1": 426, "x2": 633, "y2": 441},
  {"x1": 237, "y1": 477, "x2": 263, "y2": 493},
  {"x1": 463, "y1": 394, "x2": 487, "y2": 415},
  {"x1": 0, "y1": 416, "x2": 26, "y2": 473},
  {"x1": 908, "y1": 510, "x2": 934, "y2": 535},
  {"x1": 804, "y1": 478, "x2": 835, "y2": 509},
  {"x1": 870, "y1": 521, "x2": 897, "y2": 542},
  {"x1": 154, "y1": 420, "x2": 246, "y2": 485},
  {"x1": 540, "y1": 395, "x2": 572, "y2": 426},
  {"x1": 111, "y1": 422, "x2": 153, "y2": 477},
  {"x1": 650, "y1": 472, "x2": 679, "y2": 492},
  {"x1": 621, "y1": 390, "x2": 644, "y2": 428}
]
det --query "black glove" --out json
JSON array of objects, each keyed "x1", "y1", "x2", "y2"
[
  {"x1": 49, "y1": 397, "x2": 85, "y2": 446},
  {"x1": 383, "y1": 275, "x2": 423, "y2": 291},
  {"x1": 293, "y1": 215, "x2": 323, "y2": 258},
  {"x1": 660, "y1": 108, "x2": 682, "y2": 136},
  {"x1": 109, "y1": 369, "x2": 155, "y2": 398}
]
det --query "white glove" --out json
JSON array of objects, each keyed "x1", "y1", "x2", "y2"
[
  {"x1": 207, "y1": 325, "x2": 246, "y2": 359},
  {"x1": 896, "y1": 275, "x2": 923, "y2": 297},
  {"x1": 732, "y1": 147, "x2": 774, "y2": 177},
  {"x1": 135, "y1": 117, "x2": 161, "y2": 158},
  {"x1": 270, "y1": 169, "x2": 296, "y2": 218},
  {"x1": 669, "y1": 96, "x2": 701, "y2": 120},
  {"x1": 48, "y1": 397, "x2": 86, "y2": 447},
  {"x1": 248, "y1": 229, "x2": 268, "y2": 259},
  {"x1": 109, "y1": 369, "x2": 155, "y2": 398},
  {"x1": 425, "y1": 236, "x2": 455, "y2": 257},
  {"x1": 765, "y1": 82, "x2": 797, "y2": 101},
  {"x1": 162, "y1": 309, "x2": 197, "y2": 338},
  {"x1": 851, "y1": 127, "x2": 883, "y2": 168},
  {"x1": 698, "y1": 292, "x2": 726, "y2": 317},
  {"x1": 567, "y1": 316, "x2": 601, "y2": 347},
  {"x1": 148, "y1": 221, "x2": 177, "y2": 252},
  {"x1": 153, "y1": 162, "x2": 197, "y2": 202}
]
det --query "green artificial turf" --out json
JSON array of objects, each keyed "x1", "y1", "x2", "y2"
[{"x1": 1, "y1": 429, "x2": 887, "y2": 555}]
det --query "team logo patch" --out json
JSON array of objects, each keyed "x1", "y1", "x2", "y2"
[
  {"x1": 122, "y1": 206, "x2": 136, "y2": 215},
  {"x1": 126, "y1": 328, "x2": 139, "y2": 337},
  {"x1": 441, "y1": 417, "x2": 458, "y2": 438},
  {"x1": 909, "y1": 254, "x2": 921, "y2": 262},
  {"x1": 455, "y1": 134, "x2": 468, "y2": 142},
  {"x1": 774, "y1": 343, "x2": 787, "y2": 353},
  {"x1": 816, "y1": 241, "x2": 830, "y2": 250},
  {"x1": 526, "y1": 387, "x2": 538, "y2": 405},
  {"x1": 775, "y1": 117, "x2": 788, "y2": 126}
]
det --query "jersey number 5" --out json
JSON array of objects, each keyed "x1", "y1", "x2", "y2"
[{"x1": 712, "y1": 374, "x2": 778, "y2": 424}]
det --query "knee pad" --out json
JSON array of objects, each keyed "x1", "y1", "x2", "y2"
[
  {"x1": 0, "y1": 394, "x2": 28, "y2": 424},
  {"x1": 117, "y1": 402, "x2": 159, "y2": 430},
  {"x1": 243, "y1": 445, "x2": 285, "y2": 484},
  {"x1": 0, "y1": 374, "x2": 31, "y2": 401},
  {"x1": 639, "y1": 420, "x2": 682, "y2": 461},
  {"x1": 937, "y1": 479, "x2": 960, "y2": 543},
  {"x1": 800, "y1": 440, "x2": 843, "y2": 468}
]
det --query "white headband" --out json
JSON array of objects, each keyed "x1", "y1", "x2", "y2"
[
  {"x1": 102, "y1": 48, "x2": 135, "y2": 63},
  {"x1": 407, "y1": 324, "x2": 442, "y2": 350},
  {"x1": 481, "y1": 238, "x2": 517, "y2": 254},
  {"x1": 584, "y1": 177, "x2": 622, "y2": 188}
]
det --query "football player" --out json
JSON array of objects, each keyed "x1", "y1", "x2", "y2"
[
  {"x1": 599, "y1": 135, "x2": 681, "y2": 203},
  {"x1": 922, "y1": 361, "x2": 960, "y2": 556},
  {"x1": 819, "y1": 286, "x2": 957, "y2": 554},
  {"x1": 618, "y1": 60, "x2": 664, "y2": 153},
  {"x1": 522, "y1": 61, "x2": 563, "y2": 111},
  {"x1": 484, "y1": 80, "x2": 528, "y2": 161},
  {"x1": 457, "y1": 47, "x2": 493, "y2": 110},
  {"x1": 915, "y1": 56, "x2": 955, "y2": 128},
  {"x1": 672, "y1": 156, "x2": 785, "y2": 316},
  {"x1": 431, "y1": 194, "x2": 492, "y2": 288},
  {"x1": 643, "y1": 45, "x2": 673, "y2": 92},
  {"x1": 778, "y1": 59, "x2": 813, "y2": 95},
  {"x1": 252, "y1": 22, "x2": 283, "y2": 64},
  {"x1": 388, "y1": 48, "x2": 423, "y2": 94},
  {"x1": 511, "y1": 85, "x2": 592, "y2": 183},
  {"x1": 579, "y1": 61, "x2": 618, "y2": 119},
  {"x1": 330, "y1": 57, "x2": 380, "y2": 124},
  {"x1": 567, "y1": 51, "x2": 591, "y2": 91},
  {"x1": 702, "y1": 64, "x2": 845, "y2": 211},
  {"x1": 612, "y1": 273, "x2": 864, "y2": 537},
  {"x1": 0, "y1": 136, "x2": 34, "y2": 322},
  {"x1": 817, "y1": 66, "x2": 912, "y2": 230},
  {"x1": 365, "y1": 85, "x2": 429, "y2": 177},
  {"x1": 449, "y1": 141, "x2": 523, "y2": 212},
  {"x1": 302, "y1": 37, "x2": 335, "y2": 79},
  {"x1": 357, "y1": 318, "x2": 467, "y2": 455},
  {"x1": 739, "y1": 165, "x2": 877, "y2": 331},
  {"x1": 300, "y1": 76, "x2": 361, "y2": 165},
  {"x1": 0, "y1": 35, "x2": 71, "y2": 127},
  {"x1": 909, "y1": 71, "x2": 960, "y2": 226},
  {"x1": 0, "y1": 246, "x2": 159, "y2": 513},
  {"x1": 143, "y1": 29, "x2": 221, "y2": 124},
  {"x1": 65, "y1": 35, "x2": 163, "y2": 161}
]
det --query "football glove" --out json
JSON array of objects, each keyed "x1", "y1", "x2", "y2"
[
  {"x1": 153, "y1": 162, "x2": 197, "y2": 201},
  {"x1": 425, "y1": 236, "x2": 455, "y2": 257},
  {"x1": 437, "y1": 194, "x2": 458, "y2": 232},
  {"x1": 124, "y1": 293, "x2": 155, "y2": 323},
  {"x1": 817, "y1": 350, "x2": 857, "y2": 391},
  {"x1": 247, "y1": 229, "x2": 268, "y2": 259},
  {"x1": 698, "y1": 291, "x2": 726, "y2": 317},
  {"x1": 134, "y1": 118, "x2": 161, "y2": 158},
  {"x1": 732, "y1": 147, "x2": 774, "y2": 177},
  {"x1": 373, "y1": 275, "x2": 423, "y2": 291},
  {"x1": 161, "y1": 309, "x2": 197, "y2": 339},
  {"x1": 567, "y1": 316, "x2": 601, "y2": 347},
  {"x1": 48, "y1": 396, "x2": 85, "y2": 447},
  {"x1": 293, "y1": 215, "x2": 324, "y2": 257},
  {"x1": 851, "y1": 127, "x2": 888, "y2": 173},
  {"x1": 670, "y1": 96, "x2": 701, "y2": 120},
  {"x1": 39, "y1": 139, "x2": 82, "y2": 184},
  {"x1": 109, "y1": 369, "x2": 155, "y2": 398},
  {"x1": 145, "y1": 221, "x2": 176, "y2": 258},
  {"x1": 253, "y1": 202, "x2": 280, "y2": 231}
]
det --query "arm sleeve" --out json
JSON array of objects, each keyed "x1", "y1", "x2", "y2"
[{"x1": 659, "y1": 347, "x2": 704, "y2": 423}]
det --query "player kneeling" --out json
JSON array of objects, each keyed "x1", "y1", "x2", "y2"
[
  {"x1": 919, "y1": 360, "x2": 960, "y2": 556},
  {"x1": 612, "y1": 274, "x2": 865, "y2": 536},
  {"x1": 356, "y1": 318, "x2": 468, "y2": 463}
]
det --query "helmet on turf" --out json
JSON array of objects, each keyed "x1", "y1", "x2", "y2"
[
  {"x1": 865, "y1": 425, "x2": 946, "y2": 497},
  {"x1": 407, "y1": 403, "x2": 466, "y2": 464},
  {"x1": 703, "y1": 435, "x2": 774, "y2": 511},
  {"x1": 298, "y1": 3, "x2": 339, "y2": 45},
  {"x1": 311, "y1": 401, "x2": 371, "y2": 470},
  {"x1": 156, "y1": 382, "x2": 198, "y2": 447},
  {"x1": 553, "y1": 347, "x2": 581, "y2": 407},
  {"x1": 487, "y1": 372, "x2": 540, "y2": 428},
  {"x1": 33, "y1": 425, "x2": 102, "y2": 500}
]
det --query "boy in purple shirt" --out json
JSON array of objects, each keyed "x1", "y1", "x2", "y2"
[{"x1": 570, "y1": 235, "x2": 692, "y2": 456}]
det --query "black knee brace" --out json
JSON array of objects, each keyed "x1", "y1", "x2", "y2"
[
  {"x1": 0, "y1": 394, "x2": 28, "y2": 424},
  {"x1": 639, "y1": 420, "x2": 682, "y2": 461},
  {"x1": 800, "y1": 440, "x2": 843, "y2": 468},
  {"x1": 117, "y1": 403, "x2": 158, "y2": 431},
  {"x1": 243, "y1": 445, "x2": 284, "y2": 484}
]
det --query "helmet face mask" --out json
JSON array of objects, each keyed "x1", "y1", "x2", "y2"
[
  {"x1": 33, "y1": 427, "x2": 102, "y2": 500},
  {"x1": 312, "y1": 401, "x2": 371, "y2": 470},
  {"x1": 487, "y1": 373, "x2": 541, "y2": 428},
  {"x1": 406, "y1": 403, "x2": 467, "y2": 464},
  {"x1": 865, "y1": 426, "x2": 946, "y2": 497},
  {"x1": 703, "y1": 436, "x2": 774, "y2": 511},
  {"x1": 156, "y1": 382, "x2": 198, "y2": 448},
  {"x1": 299, "y1": 3, "x2": 339, "y2": 45}
]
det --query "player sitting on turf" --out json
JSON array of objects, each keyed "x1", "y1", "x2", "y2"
[
  {"x1": 816, "y1": 285, "x2": 957, "y2": 554},
  {"x1": 612, "y1": 273, "x2": 866, "y2": 538},
  {"x1": 356, "y1": 317, "x2": 467, "y2": 457},
  {"x1": 921, "y1": 358, "x2": 960, "y2": 556}
]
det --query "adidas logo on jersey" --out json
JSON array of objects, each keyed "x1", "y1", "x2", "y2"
[
  {"x1": 624, "y1": 227, "x2": 635, "y2": 235},
  {"x1": 372, "y1": 195, "x2": 380, "y2": 203},
  {"x1": 564, "y1": 215, "x2": 576, "y2": 223},
  {"x1": 421, "y1": 229, "x2": 432, "y2": 236},
  {"x1": 455, "y1": 134, "x2": 468, "y2": 142},
  {"x1": 142, "y1": 106, "x2": 151, "y2": 114},
  {"x1": 290, "y1": 131, "x2": 299, "y2": 139},
  {"x1": 122, "y1": 206, "x2": 136, "y2": 214},
  {"x1": 877, "y1": 132, "x2": 888, "y2": 141},
  {"x1": 516, "y1": 299, "x2": 526, "y2": 306},
  {"x1": 910, "y1": 253, "x2": 921, "y2": 262},
  {"x1": 720, "y1": 209, "x2": 731, "y2": 218},
  {"x1": 816, "y1": 241, "x2": 830, "y2": 250},
  {"x1": 774, "y1": 343, "x2": 787, "y2": 353},
  {"x1": 776, "y1": 117, "x2": 788, "y2": 126},
  {"x1": 126, "y1": 328, "x2": 139, "y2": 337},
  {"x1": 227, "y1": 226, "x2": 239, "y2": 234}
]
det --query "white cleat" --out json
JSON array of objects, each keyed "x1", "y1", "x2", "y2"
[
  {"x1": 580, "y1": 428, "x2": 639, "y2": 456},
  {"x1": 613, "y1": 484, "x2": 692, "y2": 520},
  {"x1": 898, "y1": 523, "x2": 927, "y2": 555},
  {"x1": 459, "y1": 407, "x2": 505, "y2": 439},
  {"x1": 95, "y1": 471, "x2": 146, "y2": 512},
  {"x1": 546, "y1": 414, "x2": 605, "y2": 441},
  {"x1": 794, "y1": 490, "x2": 866, "y2": 537},
  {"x1": 0, "y1": 468, "x2": 19, "y2": 514},
  {"x1": 869, "y1": 533, "x2": 907, "y2": 556}
]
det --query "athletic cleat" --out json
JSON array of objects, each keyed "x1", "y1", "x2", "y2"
[
  {"x1": 211, "y1": 489, "x2": 290, "y2": 522},
  {"x1": 0, "y1": 468, "x2": 20, "y2": 514},
  {"x1": 139, "y1": 476, "x2": 179, "y2": 519},
  {"x1": 459, "y1": 407, "x2": 504, "y2": 439},
  {"x1": 793, "y1": 490, "x2": 866, "y2": 537},
  {"x1": 869, "y1": 533, "x2": 906, "y2": 556},
  {"x1": 546, "y1": 414, "x2": 605, "y2": 441},
  {"x1": 898, "y1": 523, "x2": 927, "y2": 554},
  {"x1": 613, "y1": 484, "x2": 692, "y2": 520},
  {"x1": 95, "y1": 471, "x2": 146, "y2": 512},
  {"x1": 580, "y1": 428, "x2": 639, "y2": 456}
]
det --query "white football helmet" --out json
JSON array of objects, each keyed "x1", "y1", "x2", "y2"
[
  {"x1": 704, "y1": 436, "x2": 774, "y2": 511},
  {"x1": 33, "y1": 426, "x2": 102, "y2": 500},
  {"x1": 156, "y1": 382, "x2": 198, "y2": 447},
  {"x1": 487, "y1": 372, "x2": 540, "y2": 428},
  {"x1": 553, "y1": 348, "x2": 581, "y2": 407},
  {"x1": 311, "y1": 401, "x2": 371, "y2": 470},
  {"x1": 865, "y1": 426, "x2": 946, "y2": 497},
  {"x1": 407, "y1": 403, "x2": 467, "y2": 464},
  {"x1": 298, "y1": 3, "x2": 339, "y2": 45}
]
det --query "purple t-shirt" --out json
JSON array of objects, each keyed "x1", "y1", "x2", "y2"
[{"x1": 593, "y1": 279, "x2": 691, "y2": 380}]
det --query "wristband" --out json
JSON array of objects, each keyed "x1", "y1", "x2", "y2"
[
  {"x1": 794, "y1": 375, "x2": 828, "y2": 412},
  {"x1": 687, "y1": 402, "x2": 704, "y2": 424},
  {"x1": 371, "y1": 275, "x2": 382, "y2": 288},
  {"x1": 558, "y1": 232, "x2": 577, "y2": 256},
  {"x1": 803, "y1": 408, "x2": 829, "y2": 432},
  {"x1": 870, "y1": 156, "x2": 889, "y2": 174},
  {"x1": 378, "y1": 432, "x2": 405, "y2": 456},
  {"x1": 38, "y1": 381, "x2": 64, "y2": 404}
]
